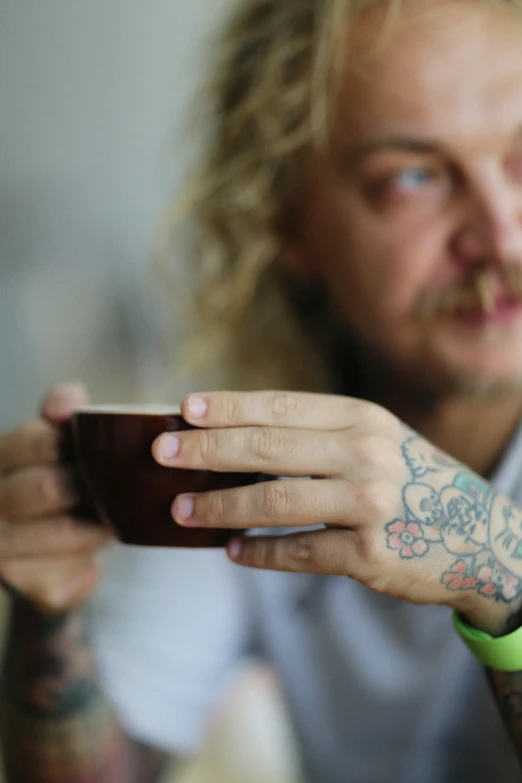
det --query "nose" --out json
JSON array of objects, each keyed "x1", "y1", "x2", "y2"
[{"x1": 451, "y1": 173, "x2": 522, "y2": 270}]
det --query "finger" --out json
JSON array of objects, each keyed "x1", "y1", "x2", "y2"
[
  {"x1": 173, "y1": 479, "x2": 374, "y2": 530},
  {"x1": 41, "y1": 382, "x2": 89, "y2": 424},
  {"x1": 0, "y1": 555, "x2": 101, "y2": 613},
  {"x1": 154, "y1": 426, "x2": 349, "y2": 476},
  {"x1": 0, "y1": 466, "x2": 80, "y2": 519},
  {"x1": 0, "y1": 420, "x2": 60, "y2": 473},
  {"x1": 226, "y1": 528, "x2": 361, "y2": 575},
  {"x1": 181, "y1": 391, "x2": 388, "y2": 431},
  {"x1": 0, "y1": 516, "x2": 113, "y2": 559},
  {"x1": 154, "y1": 425, "x2": 400, "y2": 482}
]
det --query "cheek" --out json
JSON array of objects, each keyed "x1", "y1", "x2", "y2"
[
  {"x1": 317, "y1": 218, "x2": 445, "y2": 328},
  {"x1": 298, "y1": 180, "x2": 453, "y2": 332}
]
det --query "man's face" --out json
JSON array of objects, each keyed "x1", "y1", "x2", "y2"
[{"x1": 291, "y1": 0, "x2": 522, "y2": 395}]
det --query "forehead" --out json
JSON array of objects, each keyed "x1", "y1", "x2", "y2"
[{"x1": 335, "y1": 1, "x2": 522, "y2": 148}]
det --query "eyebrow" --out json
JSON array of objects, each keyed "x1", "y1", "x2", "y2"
[
  {"x1": 340, "y1": 136, "x2": 442, "y2": 167},
  {"x1": 342, "y1": 125, "x2": 522, "y2": 167}
]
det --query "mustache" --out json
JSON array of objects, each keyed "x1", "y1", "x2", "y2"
[{"x1": 418, "y1": 265, "x2": 522, "y2": 320}]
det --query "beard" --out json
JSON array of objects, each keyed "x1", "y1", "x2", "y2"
[
  {"x1": 290, "y1": 262, "x2": 522, "y2": 406},
  {"x1": 329, "y1": 266, "x2": 522, "y2": 409},
  {"x1": 418, "y1": 360, "x2": 522, "y2": 401},
  {"x1": 410, "y1": 263, "x2": 522, "y2": 401},
  {"x1": 332, "y1": 328, "x2": 522, "y2": 412}
]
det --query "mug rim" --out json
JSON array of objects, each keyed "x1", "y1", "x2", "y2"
[{"x1": 74, "y1": 403, "x2": 182, "y2": 416}]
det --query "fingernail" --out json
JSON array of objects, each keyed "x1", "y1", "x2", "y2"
[
  {"x1": 46, "y1": 384, "x2": 87, "y2": 419},
  {"x1": 187, "y1": 396, "x2": 208, "y2": 419},
  {"x1": 160, "y1": 434, "x2": 180, "y2": 459},
  {"x1": 175, "y1": 494, "x2": 195, "y2": 523},
  {"x1": 46, "y1": 399, "x2": 77, "y2": 420},
  {"x1": 228, "y1": 538, "x2": 243, "y2": 560}
]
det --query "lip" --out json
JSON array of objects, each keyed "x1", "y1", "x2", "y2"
[{"x1": 454, "y1": 298, "x2": 522, "y2": 328}]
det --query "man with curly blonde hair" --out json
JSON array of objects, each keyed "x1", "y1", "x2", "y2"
[{"x1": 2, "y1": 0, "x2": 522, "y2": 781}]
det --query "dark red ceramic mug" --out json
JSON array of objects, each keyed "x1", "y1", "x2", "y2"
[{"x1": 69, "y1": 405, "x2": 253, "y2": 548}]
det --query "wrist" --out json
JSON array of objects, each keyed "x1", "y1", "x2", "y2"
[
  {"x1": 454, "y1": 592, "x2": 522, "y2": 638},
  {"x1": 8, "y1": 588, "x2": 79, "y2": 633}
]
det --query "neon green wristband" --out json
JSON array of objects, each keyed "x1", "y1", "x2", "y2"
[{"x1": 453, "y1": 612, "x2": 522, "y2": 671}]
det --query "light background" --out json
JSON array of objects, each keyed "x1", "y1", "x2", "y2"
[{"x1": 0, "y1": 0, "x2": 228, "y2": 426}]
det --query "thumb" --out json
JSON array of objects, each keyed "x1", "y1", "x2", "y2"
[{"x1": 41, "y1": 383, "x2": 90, "y2": 424}]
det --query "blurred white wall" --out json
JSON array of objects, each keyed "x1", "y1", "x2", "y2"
[{"x1": 0, "y1": 0, "x2": 231, "y2": 427}]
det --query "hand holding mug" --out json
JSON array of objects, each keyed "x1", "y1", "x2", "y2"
[
  {"x1": 0, "y1": 384, "x2": 112, "y2": 613},
  {"x1": 153, "y1": 390, "x2": 522, "y2": 633}
]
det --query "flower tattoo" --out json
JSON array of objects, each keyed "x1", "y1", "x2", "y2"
[
  {"x1": 441, "y1": 560, "x2": 478, "y2": 591},
  {"x1": 386, "y1": 520, "x2": 429, "y2": 559},
  {"x1": 387, "y1": 435, "x2": 522, "y2": 605},
  {"x1": 476, "y1": 562, "x2": 520, "y2": 602}
]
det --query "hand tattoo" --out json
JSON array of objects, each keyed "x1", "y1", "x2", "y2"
[{"x1": 386, "y1": 435, "x2": 522, "y2": 607}]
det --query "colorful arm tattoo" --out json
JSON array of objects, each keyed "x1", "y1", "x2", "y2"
[{"x1": 0, "y1": 596, "x2": 174, "y2": 782}]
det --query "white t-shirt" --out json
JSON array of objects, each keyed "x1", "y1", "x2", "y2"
[{"x1": 87, "y1": 425, "x2": 522, "y2": 783}]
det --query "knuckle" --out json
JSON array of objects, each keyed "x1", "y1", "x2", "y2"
[
  {"x1": 223, "y1": 394, "x2": 238, "y2": 424},
  {"x1": 359, "y1": 402, "x2": 395, "y2": 430},
  {"x1": 251, "y1": 535, "x2": 312, "y2": 571},
  {"x1": 361, "y1": 479, "x2": 396, "y2": 518},
  {"x1": 355, "y1": 529, "x2": 387, "y2": 565},
  {"x1": 350, "y1": 435, "x2": 389, "y2": 471},
  {"x1": 197, "y1": 430, "x2": 218, "y2": 461},
  {"x1": 287, "y1": 537, "x2": 313, "y2": 570},
  {"x1": 271, "y1": 393, "x2": 299, "y2": 419},
  {"x1": 250, "y1": 537, "x2": 273, "y2": 569},
  {"x1": 208, "y1": 492, "x2": 227, "y2": 523},
  {"x1": 259, "y1": 538, "x2": 274, "y2": 568},
  {"x1": 251, "y1": 427, "x2": 282, "y2": 461},
  {"x1": 37, "y1": 470, "x2": 61, "y2": 508},
  {"x1": 349, "y1": 435, "x2": 375, "y2": 466},
  {"x1": 261, "y1": 482, "x2": 290, "y2": 518},
  {"x1": 341, "y1": 396, "x2": 362, "y2": 419}
]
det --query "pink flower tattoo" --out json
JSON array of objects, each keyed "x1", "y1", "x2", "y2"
[
  {"x1": 441, "y1": 560, "x2": 478, "y2": 591},
  {"x1": 386, "y1": 520, "x2": 429, "y2": 559},
  {"x1": 476, "y1": 561, "x2": 521, "y2": 602}
]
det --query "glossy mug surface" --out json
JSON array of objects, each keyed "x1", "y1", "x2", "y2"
[{"x1": 70, "y1": 405, "x2": 252, "y2": 548}]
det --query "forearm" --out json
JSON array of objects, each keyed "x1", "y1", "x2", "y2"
[
  {"x1": 487, "y1": 668, "x2": 522, "y2": 763},
  {"x1": 0, "y1": 595, "x2": 171, "y2": 783}
]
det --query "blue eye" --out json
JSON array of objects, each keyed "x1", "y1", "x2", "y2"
[
  {"x1": 365, "y1": 165, "x2": 445, "y2": 207},
  {"x1": 394, "y1": 168, "x2": 434, "y2": 191}
]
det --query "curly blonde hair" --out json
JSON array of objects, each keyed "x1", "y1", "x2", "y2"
[{"x1": 161, "y1": 0, "x2": 521, "y2": 395}]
